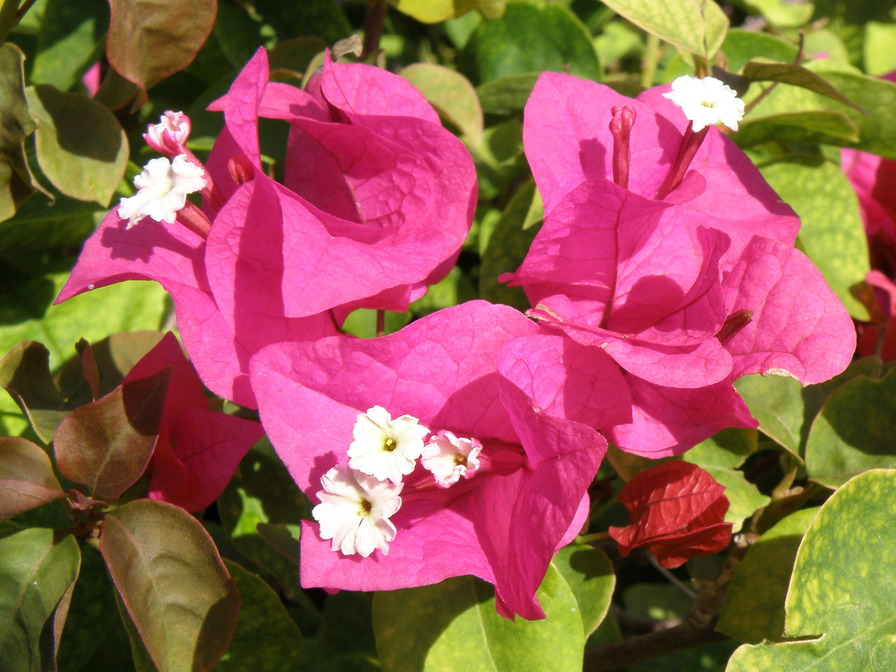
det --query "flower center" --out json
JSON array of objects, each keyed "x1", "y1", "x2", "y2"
[
  {"x1": 358, "y1": 498, "x2": 373, "y2": 516},
  {"x1": 609, "y1": 105, "x2": 636, "y2": 190},
  {"x1": 383, "y1": 437, "x2": 397, "y2": 452}
]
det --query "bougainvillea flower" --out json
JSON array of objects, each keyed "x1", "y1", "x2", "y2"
[
  {"x1": 117, "y1": 155, "x2": 207, "y2": 229},
  {"x1": 250, "y1": 301, "x2": 631, "y2": 620},
  {"x1": 608, "y1": 460, "x2": 732, "y2": 568},
  {"x1": 58, "y1": 48, "x2": 476, "y2": 407},
  {"x1": 123, "y1": 332, "x2": 264, "y2": 512},
  {"x1": 663, "y1": 75, "x2": 745, "y2": 132},
  {"x1": 202, "y1": 47, "x2": 476, "y2": 319},
  {"x1": 502, "y1": 72, "x2": 855, "y2": 456}
]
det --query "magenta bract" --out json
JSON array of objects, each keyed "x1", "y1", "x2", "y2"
[
  {"x1": 503, "y1": 73, "x2": 856, "y2": 456},
  {"x1": 123, "y1": 333, "x2": 264, "y2": 512},
  {"x1": 57, "y1": 48, "x2": 476, "y2": 407},
  {"x1": 250, "y1": 301, "x2": 627, "y2": 620}
]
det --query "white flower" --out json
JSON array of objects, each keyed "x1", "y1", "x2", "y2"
[
  {"x1": 347, "y1": 406, "x2": 429, "y2": 483},
  {"x1": 144, "y1": 110, "x2": 191, "y2": 153},
  {"x1": 662, "y1": 76, "x2": 745, "y2": 132},
  {"x1": 311, "y1": 464, "x2": 402, "y2": 557},
  {"x1": 422, "y1": 431, "x2": 482, "y2": 488},
  {"x1": 117, "y1": 155, "x2": 207, "y2": 229}
]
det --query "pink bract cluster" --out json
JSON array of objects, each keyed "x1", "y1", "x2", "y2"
[
  {"x1": 58, "y1": 48, "x2": 476, "y2": 408},
  {"x1": 503, "y1": 73, "x2": 855, "y2": 456},
  {"x1": 59, "y1": 53, "x2": 856, "y2": 619}
]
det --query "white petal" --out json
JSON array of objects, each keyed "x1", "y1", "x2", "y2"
[
  {"x1": 116, "y1": 156, "x2": 206, "y2": 229},
  {"x1": 311, "y1": 465, "x2": 402, "y2": 557},
  {"x1": 663, "y1": 75, "x2": 745, "y2": 132},
  {"x1": 347, "y1": 406, "x2": 430, "y2": 483},
  {"x1": 422, "y1": 431, "x2": 482, "y2": 487}
]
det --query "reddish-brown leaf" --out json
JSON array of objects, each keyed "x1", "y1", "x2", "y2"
[
  {"x1": 0, "y1": 436, "x2": 65, "y2": 520},
  {"x1": 54, "y1": 368, "x2": 171, "y2": 501},
  {"x1": 106, "y1": 0, "x2": 216, "y2": 101},
  {"x1": 100, "y1": 499, "x2": 241, "y2": 672},
  {"x1": 608, "y1": 460, "x2": 732, "y2": 568}
]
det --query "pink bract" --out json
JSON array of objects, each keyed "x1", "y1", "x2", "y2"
[
  {"x1": 250, "y1": 301, "x2": 629, "y2": 620},
  {"x1": 503, "y1": 72, "x2": 855, "y2": 456},
  {"x1": 57, "y1": 48, "x2": 477, "y2": 407},
  {"x1": 123, "y1": 333, "x2": 264, "y2": 512}
]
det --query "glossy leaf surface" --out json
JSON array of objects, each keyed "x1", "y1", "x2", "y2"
[{"x1": 101, "y1": 499, "x2": 241, "y2": 672}]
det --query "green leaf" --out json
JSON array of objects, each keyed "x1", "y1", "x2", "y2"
[
  {"x1": 0, "y1": 194, "x2": 105, "y2": 269},
  {"x1": 683, "y1": 429, "x2": 768, "y2": 531},
  {"x1": 458, "y1": 4, "x2": 599, "y2": 85},
  {"x1": 218, "y1": 447, "x2": 309, "y2": 590},
  {"x1": 0, "y1": 436, "x2": 64, "y2": 520},
  {"x1": 314, "y1": 591, "x2": 377, "y2": 665},
  {"x1": 736, "y1": 109, "x2": 860, "y2": 147},
  {"x1": 254, "y1": 522, "x2": 300, "y2": 565},
  {"x1": 54, "y1": 368, "x2": 171, "y2": 501},
  {"x1": 747, "y1": 68, "x2": 896, "y2": 159},
  {"x1": 600, "y1": 0, "x2": 729, "y2": 61},
  {"x1": 30, "y1": 0, "x2": 108, "y2": 91},
  {"x1": 720, "y1": 28, "x2": 799, "y2": 73},
  {"x1": 743, "y1": 61, "x2": 863, "y2": 113},
  {"x1": 735, "y1": 357, "x2": 882, "y2": 459},
  {"x1": 410, "y1": 267, "x2": 477, "y2": 319},
  {"x1": 0, "y1": 340, "x2": 67, "y2": 443},
  {"x1": 552, "y1": 545, "x2": 615, "y2": 636},
  {"x1": 401, "y1": 63, "x2": 484, "y2": 146},
  {"x1": 101, "y1": 499, "x2": 241, "y2": 672},
  {"x1": 0, "y1": 43, "x2": 38, "y2": 221},
  {"x1": 805, "y1": 368, "x2": 896, "y2": 487},
  {"x1": 390, "y1": 0, "x2": 505, "y2": 23},
  {"x1": 57, "y1": 543, "x2": 119, "y2": 672},
  {"x1": 0, "y1": 274, "x2": 170, "y2": 371},
  {"x1": 0, "y1": 528, "x2": 81, "y2": 672},
  {"x1": 340, "y1": 309, "x2": 411, "y2": 339},
  {"x1": 374, "y1": 567, "x2": 584, "y2": 672},
  {"x1": 737, "y1": 0, "x2": 813, "y2": 27},
  {"x1": 865, "y1": 22, "x2": 896, "y2": 77},
  {"x1": 758, "y1": 155, "x2": 871, "y2": 320},
  {"x1": 0, "y1": 274, "x2": 169, "y2": 438},
  {"x1": 106, "y1": 0, "x2": 217, "y2": 102},
  {"x1": 727, "y1": 470, "x2": 896, "y2": 670},
  {"x1": 817, "y1": 70, "x2": 896, "y2": 158},
  {"x1": 623, "y1": 583, "x2": 690, "y2": 621},
  {"x1": 253, "y1": 0, "x2": 353, "y2": 46},
  {"x1": 475, "y1": 72, "x2": 540, "y2": 115},
  {"x1": 479, "y1": 179, "x2": 541, "y2": 310},
  {"x1": 25, "y1": 84, "x2": 128, "y2": 205},
  {"x1": 217, "y1": 561, "x2": 302, "y2": 671},
  {"x1": 717, "y1": 507, "x2": 818, "y2": 644}
]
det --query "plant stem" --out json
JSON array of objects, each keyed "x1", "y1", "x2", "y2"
[
  {"x1": 361, "y1": 0, "x2": 388, "y2": 61},
  {"x1": 583, "y1": 618, "x2": 728, "y2": 671},
  {"x1": 640, "y1": 33, "x2": 660, "y2": 88}
]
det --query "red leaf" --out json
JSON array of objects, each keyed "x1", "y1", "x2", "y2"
[{"x1": 608, "y1": 460, "x2": 732, "y2": 568}]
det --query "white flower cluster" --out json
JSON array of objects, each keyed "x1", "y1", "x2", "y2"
[
  {"x1": 311, "y1": 406, "x2": 483, "y2": 557},
  {"x1": 117, "y1": 111, "x2": 207, "y2": 229},
  {"x1": 662, "y1": 76, "x2": 745, "y2": 132}
]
